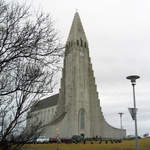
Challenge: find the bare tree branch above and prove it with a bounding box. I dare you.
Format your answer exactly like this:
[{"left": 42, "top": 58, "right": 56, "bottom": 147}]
[{"left": 0, "top": 0, "right": 64, "bottom": 149}]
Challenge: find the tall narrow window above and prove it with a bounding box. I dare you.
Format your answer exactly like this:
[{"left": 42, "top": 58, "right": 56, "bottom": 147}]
[
  {"left": 66, "top": 44, "right": 68, "bottom": 49},
  {"left": 84, "top": 42, "right": 86, "bottom": 48},
  {"left": 79, "top": 109, "right": 85, "bottom": 129},
  {"left": 80, "top": 38, "right": 83, "bottom": 47},
  {"left": 77, "top": 40, "right": 79, "bottom": 46}
]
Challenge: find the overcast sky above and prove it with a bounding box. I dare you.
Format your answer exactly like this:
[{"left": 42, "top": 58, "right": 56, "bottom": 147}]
[{"left": 15, "top": 0, "right": 150, "bottom": 136}]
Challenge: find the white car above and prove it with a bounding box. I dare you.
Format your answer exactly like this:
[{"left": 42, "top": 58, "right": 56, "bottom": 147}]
[{"left": 36, "top": 136, "right": 49, "bottom": 143}]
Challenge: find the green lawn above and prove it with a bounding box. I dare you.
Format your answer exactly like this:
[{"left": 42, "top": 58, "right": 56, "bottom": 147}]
[{"left": 24, "top": 138, "right": 150, "bottom": 150}]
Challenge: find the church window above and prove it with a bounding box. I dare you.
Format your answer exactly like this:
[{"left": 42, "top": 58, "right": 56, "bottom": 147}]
[
  {"left": 48, "top": 110, "right": 50, "bottom": 120},
  {"left": 80, "top": 38, "right": 83, "bottom": 47},
  {"left": 47, "top": 111, "right": 48, "bottom": 123},
  {"left": 68, "top": 42, "right": 70, "bottom": 47},
  {"left": 77, "top": 40, "right": 79, "bottom": 46},
  {"left": 66, "top": 44, "right": 68, "bottom": 49},
  {"left": 42, "top": 111, "right": 44, "bottom": 122},
  {"left": 44, "top": 111, "right": 46, "bottom": 124},
  {"left": 84, "top": 42, "right": 86, "bottom": 48},
  {"left": 45, "top": 111, "right": 47, "bottom": 123},
  {"left": 79, "top": 109, "right": 85, "bottom": 129}
]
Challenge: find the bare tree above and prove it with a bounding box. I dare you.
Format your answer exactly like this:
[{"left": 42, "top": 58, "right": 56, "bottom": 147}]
[{"left": 0, "top": 0, "right": 63, "bottom": 149}]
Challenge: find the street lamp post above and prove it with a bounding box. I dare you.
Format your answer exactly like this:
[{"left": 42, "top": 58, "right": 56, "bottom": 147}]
[
  {"left": 118, "top": 112, "right": 124, "bottom": 150},
  {"left": 126, "top": 75, "right": 140, "bottom": 150}
]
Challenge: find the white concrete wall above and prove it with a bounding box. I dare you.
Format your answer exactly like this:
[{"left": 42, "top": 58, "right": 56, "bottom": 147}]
[
  {"left": 102, "top": 119, "right": 126, "bottom": 139},
  {"left": 27, "top": 105, "right": 57, "bottom": 127}
]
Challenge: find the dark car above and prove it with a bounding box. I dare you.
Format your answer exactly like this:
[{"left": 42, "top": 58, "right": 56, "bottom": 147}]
[
  {"left": 49, "top": 137, "right": 57, "bottom": 143},
  {"left": 61, "top": 138, "right": 72, "bottom": 143},
  {"left": 72, "top": 135, "right": 84, "bottom": 143}
]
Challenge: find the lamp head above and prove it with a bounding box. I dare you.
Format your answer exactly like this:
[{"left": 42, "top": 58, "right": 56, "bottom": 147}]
[
  {"left": 126, "top": 75, "right": 140, "bottom": 85},
  {"left": 118, "top": 112, "right": 124, "bottom": 116}
]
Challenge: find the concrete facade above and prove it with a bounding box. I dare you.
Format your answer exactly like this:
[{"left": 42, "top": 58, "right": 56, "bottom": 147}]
[{"left": 27, "top": 12, "right": 126, "bottom": 138}]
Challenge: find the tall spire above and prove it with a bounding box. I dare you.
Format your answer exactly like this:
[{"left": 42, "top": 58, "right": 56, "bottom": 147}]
[
  {"left": 67, "top": 12, "right": 88, "bottom": 45},
  {"left": 35, "top": 12, "right": 126, "bottom": 139}
]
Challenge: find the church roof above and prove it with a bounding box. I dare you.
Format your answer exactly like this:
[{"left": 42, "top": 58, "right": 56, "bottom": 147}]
[
  {"left": 30, "top": 94, "right": 59, "bottom": 112},
  {"left": 67, "top": 12, "right": 88, "bottom": 44}
]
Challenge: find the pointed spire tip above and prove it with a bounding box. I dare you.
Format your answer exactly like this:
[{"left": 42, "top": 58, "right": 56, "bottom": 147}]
[{"left": 66, "top": 11, "right": 88, "bottom": 44}]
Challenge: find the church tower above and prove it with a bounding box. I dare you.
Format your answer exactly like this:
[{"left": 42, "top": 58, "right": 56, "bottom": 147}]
[{"left": 43, "top": 12, "right": 126, "bottom": 138}]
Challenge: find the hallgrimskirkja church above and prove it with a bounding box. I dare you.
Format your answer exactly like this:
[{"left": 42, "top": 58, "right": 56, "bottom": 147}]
[{"left": 27, "top": 12, "right": 126, "bottom": 138}]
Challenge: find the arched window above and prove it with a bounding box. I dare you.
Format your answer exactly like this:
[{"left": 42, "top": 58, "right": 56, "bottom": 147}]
[{"left": 79, "top": 109, "right": 85, "bottom": 129}]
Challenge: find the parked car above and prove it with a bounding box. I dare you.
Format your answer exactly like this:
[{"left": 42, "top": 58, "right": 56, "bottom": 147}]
[
  {"left": 49, "top": 137, "right": 57, "bottom": 143},
  {"left": 61, "top": 138, "right": 72, "bottom": 143},
  {"left": 72, "top": 135, "right": 84, "bottom": 143},
  {"left": 36, "top": 136, "right": 49, "bottom": 143},
  {"left": 27, "top": 137, "right": 37, "bottom": 144}
]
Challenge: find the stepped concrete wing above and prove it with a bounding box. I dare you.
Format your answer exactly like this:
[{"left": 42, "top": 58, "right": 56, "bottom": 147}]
[{"left": 31, "top": 94, "right": 59, "bottom": 112}]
